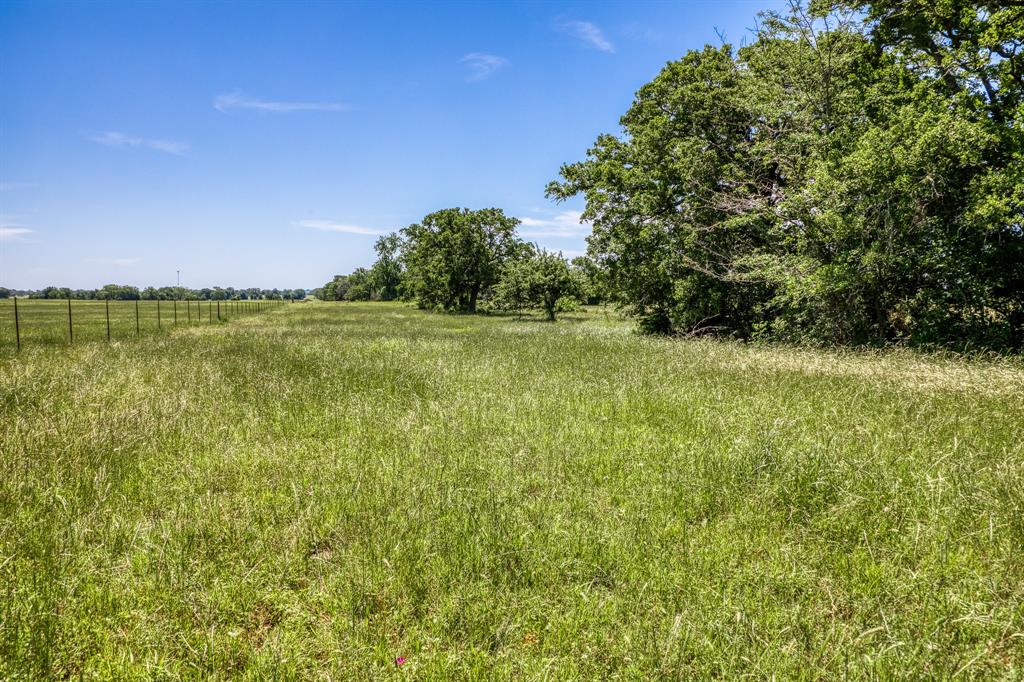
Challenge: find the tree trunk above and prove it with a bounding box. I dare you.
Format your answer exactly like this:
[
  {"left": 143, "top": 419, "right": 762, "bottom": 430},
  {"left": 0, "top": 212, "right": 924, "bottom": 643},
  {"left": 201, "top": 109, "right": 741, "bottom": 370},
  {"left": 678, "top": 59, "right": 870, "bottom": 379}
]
[{"left": 468, "top": 283, "right": 480, "bottom": 312}]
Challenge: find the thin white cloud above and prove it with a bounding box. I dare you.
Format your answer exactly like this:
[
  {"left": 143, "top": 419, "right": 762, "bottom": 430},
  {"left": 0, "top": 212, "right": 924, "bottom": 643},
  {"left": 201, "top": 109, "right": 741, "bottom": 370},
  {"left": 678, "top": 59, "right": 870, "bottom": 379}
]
[
  {"left": 460, "top": 52, "right": 509, "bottom": 82},
  {"left": 557, "top": 20, "right": 615, "bottom": 53},
  {"left": 296, "top": 219, "right": 382, "bottom": 236},
  {"left": 91, "top": 132, "right": 189, "bottom": 155},
  {"left": 519, "top": 210, "right": 591, "bottom": 238},
  {"left": 214, "top": 92, "right": 348, "bottom": 113},
  {"left": 0, "top": 225, "right": 33, "bottom": 241},
  {"left": 85, "top": 257, "right": 141, "bottom": 266}
]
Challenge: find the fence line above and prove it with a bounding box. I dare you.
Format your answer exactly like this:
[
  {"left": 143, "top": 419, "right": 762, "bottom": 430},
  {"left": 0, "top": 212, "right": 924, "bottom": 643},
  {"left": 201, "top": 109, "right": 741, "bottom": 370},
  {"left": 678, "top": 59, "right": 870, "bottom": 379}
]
[{"left": 3, "top": 298, "right": 292, "bottom": 351}]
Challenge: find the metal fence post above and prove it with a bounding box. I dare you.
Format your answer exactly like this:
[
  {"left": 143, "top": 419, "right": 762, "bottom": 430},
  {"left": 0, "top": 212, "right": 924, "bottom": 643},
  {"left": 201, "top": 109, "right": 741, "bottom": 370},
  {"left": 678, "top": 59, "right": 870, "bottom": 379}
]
[
  {"left": 67, "top": 298, "right": 73, "bottom": 344},
  {"left": 135, "top": 299, "right": 140, "bottom": 335},
  {"left": 174, "top": 299, "right": 177, "bottom": 325},
  {"left": 217, "top": 300, "right": 220, "bottom": 321},
  {"left": 13, "top": 297, "right": 20, "bottom": 351},
  {"left": 105, "top": 299, "right": 111, "bottom": 342},
  {"left": 157, "top": 299, "right": 162, "bottom": 330}
]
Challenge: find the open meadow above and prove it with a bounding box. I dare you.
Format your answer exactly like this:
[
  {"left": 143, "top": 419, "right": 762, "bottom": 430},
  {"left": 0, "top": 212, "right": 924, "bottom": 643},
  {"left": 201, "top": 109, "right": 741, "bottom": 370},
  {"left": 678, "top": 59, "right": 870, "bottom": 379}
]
[
  {"left": 0, "top": 299, "right": 283, "bottom": 350},
  {"left": 2, "top": 302, "right": 1023, "bottom": 679}
]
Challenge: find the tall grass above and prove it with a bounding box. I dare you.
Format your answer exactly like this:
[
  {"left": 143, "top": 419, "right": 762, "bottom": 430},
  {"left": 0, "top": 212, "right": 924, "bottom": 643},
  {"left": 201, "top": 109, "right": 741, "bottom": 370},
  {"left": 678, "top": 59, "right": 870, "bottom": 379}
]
[{"left": 1, "top": 302, "right": 1022, "bottom": 678}]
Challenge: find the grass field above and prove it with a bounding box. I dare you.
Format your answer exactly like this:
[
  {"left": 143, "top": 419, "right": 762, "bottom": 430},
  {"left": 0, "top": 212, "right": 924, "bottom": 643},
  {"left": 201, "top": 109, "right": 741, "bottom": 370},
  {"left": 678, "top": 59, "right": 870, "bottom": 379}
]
[
  {"left": 2, "top": 302, "right": 1023, "bottom": 679},
  {"left": 0, "top": 299, "right": 283, "bottom": 350}
]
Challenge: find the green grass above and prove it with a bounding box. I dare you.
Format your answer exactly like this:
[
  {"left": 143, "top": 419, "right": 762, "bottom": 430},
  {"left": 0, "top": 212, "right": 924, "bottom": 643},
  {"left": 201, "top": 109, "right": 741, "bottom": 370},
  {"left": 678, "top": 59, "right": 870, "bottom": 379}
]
[
  {"left": 0, "top": 299, "right": 282, "bottom": 349},
  {"left": 2, "top": 302, "right": 1022, "bottom": 679}
]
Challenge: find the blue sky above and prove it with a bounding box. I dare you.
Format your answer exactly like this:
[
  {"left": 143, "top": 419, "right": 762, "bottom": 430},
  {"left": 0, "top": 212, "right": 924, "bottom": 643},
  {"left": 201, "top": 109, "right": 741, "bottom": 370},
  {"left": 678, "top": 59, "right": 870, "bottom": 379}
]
[{"left": 1, "top": 0, "right": 778, "bottom": 290}]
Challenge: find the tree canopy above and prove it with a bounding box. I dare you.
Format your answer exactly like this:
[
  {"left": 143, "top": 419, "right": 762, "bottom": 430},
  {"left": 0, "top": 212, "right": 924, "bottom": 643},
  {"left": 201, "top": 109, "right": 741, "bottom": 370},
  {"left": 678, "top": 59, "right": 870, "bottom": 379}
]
[
  {"left": 548, "top": 0, "right": 1024, "bottom": 349},
  {"left": 400, "top": 208, "right": 526, "bottom": 312},
  {"left": 371, "top": 233, "right": 404, "bottom": 301},
  {"left": 493, "top": 247, "right": 584, "bottom": 320}
]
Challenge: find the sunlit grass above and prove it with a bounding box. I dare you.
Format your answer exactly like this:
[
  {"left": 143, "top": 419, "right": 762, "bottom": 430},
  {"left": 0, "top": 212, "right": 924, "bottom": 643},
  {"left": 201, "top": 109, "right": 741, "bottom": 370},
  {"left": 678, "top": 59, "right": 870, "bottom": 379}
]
[
  {"left": 0, "top": 299, "right": 281, "bottom": 350},
  {"left": 1, "top": 302, "right": 1022, "bottom": 679}
]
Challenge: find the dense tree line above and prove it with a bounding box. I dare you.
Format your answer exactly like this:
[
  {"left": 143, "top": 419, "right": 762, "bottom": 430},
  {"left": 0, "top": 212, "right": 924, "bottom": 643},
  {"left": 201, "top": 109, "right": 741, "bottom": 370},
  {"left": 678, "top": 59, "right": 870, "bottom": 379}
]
[
  {"left": 11, "top": 285, "right": 307, "bottom": 300},
  {"left": 546, "top": 0, "right": 1023, "bottom": 349}
]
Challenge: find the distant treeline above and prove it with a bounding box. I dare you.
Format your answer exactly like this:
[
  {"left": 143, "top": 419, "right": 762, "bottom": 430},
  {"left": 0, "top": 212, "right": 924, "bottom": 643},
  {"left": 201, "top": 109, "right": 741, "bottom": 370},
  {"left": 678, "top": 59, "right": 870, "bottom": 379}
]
[
  {"left": 0, "top": 285, "right": 308, "bottom": 301},
  {"left": 323, "top": 0, "right": 1023, "bottom": 350}
]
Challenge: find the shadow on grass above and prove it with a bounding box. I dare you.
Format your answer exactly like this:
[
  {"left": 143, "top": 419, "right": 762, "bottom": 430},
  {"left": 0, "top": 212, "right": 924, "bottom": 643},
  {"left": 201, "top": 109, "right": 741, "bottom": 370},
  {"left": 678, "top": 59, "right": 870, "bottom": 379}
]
[{"left": 487, "top": 311, "right": 589, "bottom": 324}]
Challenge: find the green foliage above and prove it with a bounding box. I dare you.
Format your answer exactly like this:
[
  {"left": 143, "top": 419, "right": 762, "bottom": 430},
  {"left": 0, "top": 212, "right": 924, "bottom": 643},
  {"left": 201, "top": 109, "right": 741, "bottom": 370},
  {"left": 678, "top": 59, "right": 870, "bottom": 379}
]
[
  {"left": 370, "top": 233, "right": 404, "bottom": 301},
  {"left": 491, "top": 254, "right": 536, "bottom": 317},
  {"left": 320, "top": 275, "right": 348, "bottom": 301},
  {"left": 345, "top": 268, "right": 374, "bottom": 301},
  {"left": 549, "top": 0, "right": 1024, "bottom": 349},
  {"left": 25, "top": 284, "right": 297, "bottom": 301},
  {"left": 570, "top": 255, "right": 606, "bottom": 305},
  {"left": 401, "top": 208, "right": 526, "bottom": 312},
  {"left": 320, "top": 266, "right": 383, "bottom": 302},
  {"left": 494, "top": 248, "right": 584, "bottom": 321},
  {"left": 850, "top": 0, "right": 1023, "bottom": 124},
  {"left": 96, "top": 284, "right": 141, "bottom": 300}
]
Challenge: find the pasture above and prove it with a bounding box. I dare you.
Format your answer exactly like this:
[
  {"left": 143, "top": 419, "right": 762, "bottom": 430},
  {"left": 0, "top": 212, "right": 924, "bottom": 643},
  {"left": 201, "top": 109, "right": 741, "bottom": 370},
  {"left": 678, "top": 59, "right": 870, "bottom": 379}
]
[
  {"left": 0, "top": 299, "right": 283, "bottom": 350},
  {"left": 1, "top": 302, "right": 1022, "bottom": 679}
]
